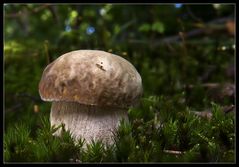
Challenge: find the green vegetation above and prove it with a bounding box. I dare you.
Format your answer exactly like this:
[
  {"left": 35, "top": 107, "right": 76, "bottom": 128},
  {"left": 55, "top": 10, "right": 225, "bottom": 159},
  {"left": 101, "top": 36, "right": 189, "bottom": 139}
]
[
  {"left": 4, "top": 98, "right": 235, "bottom": 162},
  {"left": 4, "top": 4, "right": 235, "bottom": 163}
]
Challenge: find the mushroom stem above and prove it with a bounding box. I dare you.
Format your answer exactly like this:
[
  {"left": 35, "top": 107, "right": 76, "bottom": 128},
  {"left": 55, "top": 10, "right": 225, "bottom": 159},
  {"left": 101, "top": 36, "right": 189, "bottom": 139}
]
[{"left": 50, "top": 101, "right": 128, "bottom": 146}]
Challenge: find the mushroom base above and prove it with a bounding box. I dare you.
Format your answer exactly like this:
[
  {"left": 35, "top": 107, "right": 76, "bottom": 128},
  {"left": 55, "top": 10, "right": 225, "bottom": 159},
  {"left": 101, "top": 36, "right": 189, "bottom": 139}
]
[{"left": 50, "top": 101, "right": 128, "bottom": 146}]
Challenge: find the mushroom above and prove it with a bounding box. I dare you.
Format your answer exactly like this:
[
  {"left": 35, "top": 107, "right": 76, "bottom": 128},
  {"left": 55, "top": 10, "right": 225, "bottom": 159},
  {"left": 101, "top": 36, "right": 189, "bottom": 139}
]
[{"left": 38, "top": 50, "right": 143, "bottom": 146}]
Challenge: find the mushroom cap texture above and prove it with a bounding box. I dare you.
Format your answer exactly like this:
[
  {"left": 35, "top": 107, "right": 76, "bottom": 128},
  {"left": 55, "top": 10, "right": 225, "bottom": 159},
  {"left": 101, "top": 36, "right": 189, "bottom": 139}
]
[{"left": 39, "top": 50, "right": 143, "bottom": 108}]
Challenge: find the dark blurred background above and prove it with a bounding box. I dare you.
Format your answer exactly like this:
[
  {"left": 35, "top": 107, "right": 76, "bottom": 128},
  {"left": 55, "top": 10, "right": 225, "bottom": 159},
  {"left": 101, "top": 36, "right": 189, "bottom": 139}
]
[{"left": 4, "top": 3, "right": 235, "bottom": 125}]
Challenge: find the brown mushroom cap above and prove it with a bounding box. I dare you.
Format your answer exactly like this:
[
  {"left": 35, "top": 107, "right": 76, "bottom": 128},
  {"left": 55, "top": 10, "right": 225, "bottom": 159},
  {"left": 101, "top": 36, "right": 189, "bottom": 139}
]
[{"left": 39, "top": 50, "right": 143, "bottom": 108}]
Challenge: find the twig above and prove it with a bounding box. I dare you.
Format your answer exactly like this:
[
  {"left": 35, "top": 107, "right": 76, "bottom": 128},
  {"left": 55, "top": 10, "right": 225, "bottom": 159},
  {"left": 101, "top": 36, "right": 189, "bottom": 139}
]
[
  {"left": 223, "top": 105, "right": 235, "bottom": 114},
  {"left": 27, "top": 4, "right": 50, "bottom": 13},
  {"left": 44, "top": 40, "right": 50, "bottom": 65},
  {"left": 163, "top": 150, "right": 185, "bottom": 155},
  {"left": 191, "top": 111, "right": 212, "bottom": 119},
  {"left": 185, "top": 5, "right": 203, "bottom": 23},
  {"left": 178, "top": 30, "right": 188, "bottom": 80},
  {"left": 185, "top": 83, "right": 220, "bottom": 89},
  {"left": 5, "top": 4, "right": 51, "bottom": 18},
  {"left": 128, "top": 15, "right": 234, "bottom": 46},
  {"left": 185, "top": 83, "right": 235, "bottom": 98},
  {"left": 5, "top": 103, "right": 23, "bottom": 112},
  {"left": 185, "top": 82, "right": 235, "bottom": 91},
  {"left": 48, "top": 5, "right": 60, "bottom": 25},
  {"left": 198, "top": 65, "right": 217, "bottom": 82},
  {"left": 190, "top": 105, "right": 235, "bottom": 119},
  {"left": 226, "top": 62, "right": 235, "bottom": 79},
  {"left": 16, "top": 93, "right": 42, "bottom": 103},
  {"left": 5, "top": 12, "right": 21, "bottom": 18},
  {"left": 111, "top": 19, "right": 137, "bottom": 44}
]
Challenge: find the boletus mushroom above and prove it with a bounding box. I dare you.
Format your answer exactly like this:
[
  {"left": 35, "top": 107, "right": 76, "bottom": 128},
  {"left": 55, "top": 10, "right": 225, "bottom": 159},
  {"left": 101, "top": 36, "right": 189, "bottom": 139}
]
[{"left": 39, "top": 50, "right": 143, "bottom": 146}]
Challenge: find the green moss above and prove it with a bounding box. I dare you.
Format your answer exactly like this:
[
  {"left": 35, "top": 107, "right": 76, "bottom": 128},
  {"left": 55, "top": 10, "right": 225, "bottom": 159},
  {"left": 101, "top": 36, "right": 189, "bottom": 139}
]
[{"left": 4, "top": 4, "right": 235, "bottom": 163}]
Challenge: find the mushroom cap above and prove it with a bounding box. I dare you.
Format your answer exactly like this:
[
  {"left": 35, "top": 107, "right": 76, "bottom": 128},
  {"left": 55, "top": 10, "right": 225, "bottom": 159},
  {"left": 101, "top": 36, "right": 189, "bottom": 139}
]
[{"left": 39, "top": 50, "right": 143, "bottom": 108}]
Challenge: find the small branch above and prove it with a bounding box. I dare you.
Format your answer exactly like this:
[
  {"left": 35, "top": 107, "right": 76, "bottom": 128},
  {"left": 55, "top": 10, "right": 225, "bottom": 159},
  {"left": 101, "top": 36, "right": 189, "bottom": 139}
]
[
  {"left": 48, "top": 5, "right": 60, "bottom": 25},
  {"left": 185, "top": 6, "right": 202, "bottom": 22},
  {"left": 31, "top": 4, "right": 51, "bottom": 13},
  {"left": 5, "top": 103, "right": 23, "bottom": 112},
  {"left": 191, "top": 111, "right": 212, "bottom": 119},
  {"left": 185, "top": 82, "right": 235, "bottom": 92},
  {"left": 6, "top": 93, "right": 43, "bottom": 113},
  {"left": 128, "top": 15, "right": 234, "bottom": 46},
  {"left": 112, "top": 19, "right": 137, "bottom": 44},
  {"left": 163, "top": 150, "right": 185, "bottom": 155},
  {"left": 185, "top": 83, "right": 220, "bottom": 89},
  {"left": 44, "top": 40, "right": 50, "bottom": 64},
  {"left": 5, "top": 12, "right": 21, "bottom": 18},
  {"left": 16, "top": 93, "right": 42, "bottom": 103},
  {"left": 185, "top": 83, "right": 235, "bottom": 99},
  {"left": 190, "top": 105, "right": 235, "bottom": 119},
  {"left": 223, "top": 104, "right": 235, "bottom": 114},
  {"left": 198, "top": 65, "right": 217, "bottom": 82}
]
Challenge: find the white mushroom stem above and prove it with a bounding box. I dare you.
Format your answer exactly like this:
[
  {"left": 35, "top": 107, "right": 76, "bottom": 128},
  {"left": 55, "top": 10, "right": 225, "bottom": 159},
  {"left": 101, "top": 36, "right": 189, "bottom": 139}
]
[{"left": 50, "top": 101, "right": 128, "bottom": 146}]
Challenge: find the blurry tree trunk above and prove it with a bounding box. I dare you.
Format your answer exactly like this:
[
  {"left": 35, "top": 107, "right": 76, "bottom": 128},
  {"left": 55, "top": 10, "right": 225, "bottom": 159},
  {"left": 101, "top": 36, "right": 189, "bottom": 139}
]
[
  {"left": 20, "top": 7, "right": 30, "bottom": 36},
  {"left": 48, "top": 5, "right": 60, "bottom": 25}
]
